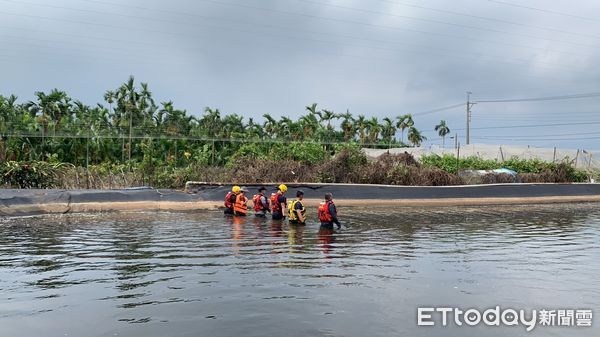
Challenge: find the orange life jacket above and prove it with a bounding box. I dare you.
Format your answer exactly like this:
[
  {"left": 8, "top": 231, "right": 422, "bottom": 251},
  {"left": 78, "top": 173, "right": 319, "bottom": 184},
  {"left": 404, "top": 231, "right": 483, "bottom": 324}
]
[
  {"left": 224, "top": 192, "right": 236, "bottom": 208},
  {"left": 270, "top": 192, "right": 286, "bottom": 213},
  {"left": 253, "top": 194, "right": 268, "bottom": 212},
  {"left": 318, "top": 201, "right": 334, "bottom": 222},
  {"left": 234, "top": 194, "right": 248, "bottom": 215}
]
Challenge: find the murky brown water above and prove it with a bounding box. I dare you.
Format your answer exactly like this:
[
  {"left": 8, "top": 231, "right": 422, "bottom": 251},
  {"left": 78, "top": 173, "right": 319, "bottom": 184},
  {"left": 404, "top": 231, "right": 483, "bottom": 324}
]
[{"left": 1, "top": 204, "right": 599, "bottom": 337}]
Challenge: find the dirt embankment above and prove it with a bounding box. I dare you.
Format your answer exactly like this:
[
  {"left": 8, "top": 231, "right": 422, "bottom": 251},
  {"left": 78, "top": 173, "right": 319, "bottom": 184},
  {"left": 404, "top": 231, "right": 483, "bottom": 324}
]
[{"left": 2, "top": 183, "right": 600, "bottom": 216}]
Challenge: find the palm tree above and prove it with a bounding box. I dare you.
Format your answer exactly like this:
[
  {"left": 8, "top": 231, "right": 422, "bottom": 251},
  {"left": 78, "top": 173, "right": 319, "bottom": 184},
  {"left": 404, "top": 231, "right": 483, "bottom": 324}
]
[
  {"left": 340, "top": 110, "right": 355, "bottom": 141},
  {"left": 262, "top": 113, "right": 278, "bottom": 138},
  {"left": 305, "top": 103, "right": 322, "bottom": 120},
  {"left": 366, "top": 117, "right": 381, "bottom": 145},
  {"left": 434, "top": 120, "right": 450, "bottom": 148},
  {"left": 298, "top": 113, "right": 319, "bottom": 139},
  {"left": 381, "top": 117, "right": 396, "bottom": 148},
  {"left": 396, "top": 114, "right": 414, "bottom": 144},
  {"left": 321, "top": 109, "right": 338, "bottom": 130},
  {"left": 355, "top": 114, "right": 368, "bottom": 144},
  {"left": 407, "top": 127, "right": 426, "bottom": 147}
]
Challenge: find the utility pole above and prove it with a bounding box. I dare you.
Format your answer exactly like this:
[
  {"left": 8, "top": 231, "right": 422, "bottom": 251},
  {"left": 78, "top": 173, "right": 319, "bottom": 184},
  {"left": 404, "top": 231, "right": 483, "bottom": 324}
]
[{"left": 466, "top": 91, "right": 476, "bottom": 145}]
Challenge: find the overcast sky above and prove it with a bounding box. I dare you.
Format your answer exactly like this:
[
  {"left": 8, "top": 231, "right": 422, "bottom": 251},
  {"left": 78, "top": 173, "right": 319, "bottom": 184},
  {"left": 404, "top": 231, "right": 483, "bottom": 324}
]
[{"left": 1, "top": 0, "right": 599, "bottom": 149}]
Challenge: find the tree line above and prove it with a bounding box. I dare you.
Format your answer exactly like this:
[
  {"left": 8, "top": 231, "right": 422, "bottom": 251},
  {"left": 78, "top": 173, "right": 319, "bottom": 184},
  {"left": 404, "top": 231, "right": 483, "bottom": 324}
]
[{"left": 0, "top": 76, "right": 451, "bottom": 167}]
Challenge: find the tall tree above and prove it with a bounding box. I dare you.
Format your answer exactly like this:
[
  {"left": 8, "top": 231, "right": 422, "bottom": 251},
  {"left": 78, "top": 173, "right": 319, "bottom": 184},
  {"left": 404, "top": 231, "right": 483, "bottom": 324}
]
[
  {"left": 396, "top": 114, "right": 414, "bottom": 144},
  {"left": 434, "top": 120, "right": 450, "bottom": 148},
  {"left": 381, "top": 117, "right": 396, "bottom": 148},
  {"left": 407, "top": 127, "right": 426, "bottom": 147}
]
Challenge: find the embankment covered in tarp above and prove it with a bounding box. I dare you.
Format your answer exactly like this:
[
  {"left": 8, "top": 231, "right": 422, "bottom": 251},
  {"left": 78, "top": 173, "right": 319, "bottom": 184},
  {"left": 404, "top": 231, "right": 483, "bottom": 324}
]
[{"left": 2, "top": 183, "right": 600, "bottom": 216}]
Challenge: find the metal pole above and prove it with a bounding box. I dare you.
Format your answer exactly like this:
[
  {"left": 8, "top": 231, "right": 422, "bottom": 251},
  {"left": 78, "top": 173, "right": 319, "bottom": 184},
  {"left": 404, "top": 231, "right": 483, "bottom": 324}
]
[
  {"left": 454, "top": 133, "right": 458, "bottom": 149},
  {"left": 85, "top": 123, "right": 91, "bottom": 189},
  {"left": 466, "top": 92, "right": 477, "bottom": 145},
  {"left": 466, "top": 92, "right": 470, "bottom": 145},
  {"left": 553, "top": 146, "right": 556, "bottom": 163},
  {"left": 456, "top": 142, "right": 460, "bottom": 173},
  {"left": 128, "top": 110, "right": 132, "bottom": 166},
  {"left": 575, "top": 149, "right": 580, "bottom": 168}
]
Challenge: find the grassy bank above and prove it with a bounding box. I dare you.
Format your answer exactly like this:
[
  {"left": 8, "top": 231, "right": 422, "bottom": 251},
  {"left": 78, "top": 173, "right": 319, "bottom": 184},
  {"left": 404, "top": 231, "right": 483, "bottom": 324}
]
[{"left": 1, "top": 147, "right": 594, "bottom": 189}]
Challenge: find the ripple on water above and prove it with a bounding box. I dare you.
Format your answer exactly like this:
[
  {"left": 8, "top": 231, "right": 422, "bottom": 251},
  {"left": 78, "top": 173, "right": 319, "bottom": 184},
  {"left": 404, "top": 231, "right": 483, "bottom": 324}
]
[{"left": 0, "top": 204, "right": 599, "bottom": 337}]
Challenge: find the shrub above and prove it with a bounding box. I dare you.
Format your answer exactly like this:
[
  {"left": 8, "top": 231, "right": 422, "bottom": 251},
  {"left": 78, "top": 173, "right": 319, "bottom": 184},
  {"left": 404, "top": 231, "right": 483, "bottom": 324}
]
[
  {"left": 1, "top": 161, "right": 71, "bottom": 188},
  {"left": 269, "top": 142, "right": 328, "bottom": 165}
]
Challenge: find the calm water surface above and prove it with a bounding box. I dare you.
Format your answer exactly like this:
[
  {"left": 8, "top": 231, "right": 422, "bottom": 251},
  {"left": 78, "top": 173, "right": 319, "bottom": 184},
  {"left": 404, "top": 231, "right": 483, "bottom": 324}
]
[{"left": 1, "top": 204, "right": 599, "bottom": 337}]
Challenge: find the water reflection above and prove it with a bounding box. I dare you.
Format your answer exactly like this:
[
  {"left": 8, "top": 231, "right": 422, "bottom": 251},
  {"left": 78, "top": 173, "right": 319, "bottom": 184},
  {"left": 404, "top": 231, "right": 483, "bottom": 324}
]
[
  {"left": 288, "top": 224, "right": 305, "bottom": 248},
  {"left": 318, "top": 226, "right": 336, "bottom": 258},
  {"left": 0, "top": 204, "right": 599, "bottom": 337}
]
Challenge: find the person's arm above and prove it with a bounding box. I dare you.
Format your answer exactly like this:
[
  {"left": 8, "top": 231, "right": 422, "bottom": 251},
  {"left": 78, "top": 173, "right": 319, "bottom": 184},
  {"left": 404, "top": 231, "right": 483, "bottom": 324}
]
[
  {"left": 279, "top": 196, "right": 287, "bottom": 217},
  {"left": 295, "top": 202, "right": 305, "bottom": 222},
  {"left": 261, "top": 196, "right": 270, "bottom": 212},
  {"left": 329, "top": 204, "right": 341, "bottom": 228}
]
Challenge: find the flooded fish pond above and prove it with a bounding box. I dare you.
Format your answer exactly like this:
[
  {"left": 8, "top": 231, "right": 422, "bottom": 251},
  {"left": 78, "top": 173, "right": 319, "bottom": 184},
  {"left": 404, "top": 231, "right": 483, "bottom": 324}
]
[{"left": 1, "top": 204, "right": 599, "bottom": 337}]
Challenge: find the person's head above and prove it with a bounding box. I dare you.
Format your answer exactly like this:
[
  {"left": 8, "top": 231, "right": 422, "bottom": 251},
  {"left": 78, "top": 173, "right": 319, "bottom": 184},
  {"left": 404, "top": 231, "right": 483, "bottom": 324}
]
[
  {"left": 296, "top": 190, "right": 304, "bottom": 200},
  {"left": 258, "top": 186, "right": 267, "bottom": 195},
  {"left": 278, "top": 184, "right": 288, "bottom": 194},
  {"left": 240, "top": 187, "right": 249, "bottom": 195},
  {"left": 324, "top": 193, "right": 333, "bottom": 201},
  {"left": 232, "top": 185, "right": 241, "bottom": 194}
]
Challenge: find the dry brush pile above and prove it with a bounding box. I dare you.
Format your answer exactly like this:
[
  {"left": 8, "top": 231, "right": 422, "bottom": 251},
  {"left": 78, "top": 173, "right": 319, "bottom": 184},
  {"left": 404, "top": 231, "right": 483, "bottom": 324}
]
[{"left": 1, "top": 150, "right": 591, "bottom": 189}]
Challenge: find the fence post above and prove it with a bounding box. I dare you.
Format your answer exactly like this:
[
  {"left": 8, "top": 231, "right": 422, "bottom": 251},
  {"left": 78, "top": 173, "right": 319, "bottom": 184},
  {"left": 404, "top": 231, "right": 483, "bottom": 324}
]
[
  {"left": 575, "top": 149, "right": 580, "bottom": 168},
  {"left": 553, "top": 147, "right": 556, "bottom": 163},
  {"left": 456, "top": 143, "right": 460, "bottom": 173},
  {"left": 499, "top": 146, "right": 504, "bottom": 162},
  {"left": 588, "top": 153, "right": 593, "bottom": 169}
]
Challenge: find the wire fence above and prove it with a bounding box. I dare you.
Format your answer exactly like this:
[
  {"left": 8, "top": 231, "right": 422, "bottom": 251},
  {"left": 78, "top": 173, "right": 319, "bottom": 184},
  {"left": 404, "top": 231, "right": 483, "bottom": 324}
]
[{"left": 364, "top": 143, "right": 600, "bottom": 170}]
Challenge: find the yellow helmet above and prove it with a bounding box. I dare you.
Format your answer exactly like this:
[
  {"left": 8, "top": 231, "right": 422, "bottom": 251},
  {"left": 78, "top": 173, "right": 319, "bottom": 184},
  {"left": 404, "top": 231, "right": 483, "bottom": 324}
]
[
  {"left": 278, "top": 184, "right": 288, "bottom": 192},
  {"left": 232, "top": 185, "right": 241, "bottom": 193}
]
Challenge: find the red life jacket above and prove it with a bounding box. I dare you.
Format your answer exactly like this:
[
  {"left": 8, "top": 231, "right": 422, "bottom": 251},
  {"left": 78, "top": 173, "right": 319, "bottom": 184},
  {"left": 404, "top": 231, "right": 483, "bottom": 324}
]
[
  {"left": 318, "top": 201, "right": 334, "bottom": 222},
  {"left": 224, "top": 192, "right": 236, "bottom": 208},
  {"left": 253, "top": 194, "right": 267, "bottom": 212},
  {"left": 270, "top": 192, "right": 285, "bottom": 213}
]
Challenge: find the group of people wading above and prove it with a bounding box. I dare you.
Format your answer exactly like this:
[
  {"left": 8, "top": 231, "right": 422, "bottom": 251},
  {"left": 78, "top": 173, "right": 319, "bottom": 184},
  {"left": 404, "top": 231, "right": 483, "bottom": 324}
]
[{"left": 223, "top": 184, "right": 343, "bottom": 229}]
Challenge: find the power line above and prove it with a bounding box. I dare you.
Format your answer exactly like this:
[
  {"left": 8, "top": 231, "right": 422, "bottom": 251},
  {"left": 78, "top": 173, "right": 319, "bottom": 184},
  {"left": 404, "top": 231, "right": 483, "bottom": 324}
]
[
  {"left": 413, "top": 103, "right": 465, "bottom": 116},
  {"left": 376, "top": 0, "right": 600, "bottom": 39},
  {"left": 1, "top": 0, "right": 591, "bottom": 77},
  {"left": 485, "top": 0, "right": 600, "bottom": 23},
  {"left": 191, "top": 0, "right": 600, "bottom": 54},
  {"left": 72, "top": 0, "right": 593, "bottom": 59},
  {"left": 0, "top": 132, "right": 395, "bottom": 147},
  {"left": 297, "top": 0, "right": 600, "bottom": 48},
  {"left": 474, "top": 135, "right": 600, "bottom": 141},
  {"left": 475, "top": 131, "right": 600, "bottom": 138},
  {"left": 477, "top": 92, "right": 600, "bottom": 103},
  {"left": 456, "top": 121, "right": 600, "bottom": 131},
  {"left": 0, "top": 10, "right": 586, "bottom": 79}
]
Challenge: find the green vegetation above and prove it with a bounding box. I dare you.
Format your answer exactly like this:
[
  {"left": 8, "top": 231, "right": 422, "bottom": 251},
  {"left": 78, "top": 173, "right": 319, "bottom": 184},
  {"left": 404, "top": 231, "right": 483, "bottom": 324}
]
[
  {"left": 420, "top": 154, "right": 589, "bottom": 182},
  {"left": 0, "top": 76, "right": 592, "bottom": 188},
  {"left": 0, "top": 76, "right": 429, "bottom": 169}
]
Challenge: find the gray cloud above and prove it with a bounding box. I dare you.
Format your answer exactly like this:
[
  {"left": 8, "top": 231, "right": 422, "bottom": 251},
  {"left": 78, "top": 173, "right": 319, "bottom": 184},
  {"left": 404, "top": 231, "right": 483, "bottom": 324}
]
[{"left": 1, "top": 0, "right": 599, "bottom": 148}]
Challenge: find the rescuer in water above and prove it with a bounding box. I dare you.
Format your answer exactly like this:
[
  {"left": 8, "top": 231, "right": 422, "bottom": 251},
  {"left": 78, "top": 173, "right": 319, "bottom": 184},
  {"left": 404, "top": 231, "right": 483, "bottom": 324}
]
[
  {"left": 233, "top": 187, "right": 249, "bottom": 216},
  {"left": 252, "top": 186, "right": 270, "bottom": 218},
  {"left": 288, "top": 190, "right": 306, "bottom": 225},
  {"left": 270, "top": 184, "right": 288, "bottom": 220},
  {"left": 224, "top": 185, "right": 240, "bottom": 215},
  {"left": 318, "top": 193, "right": 342, "bottom": 230}
]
